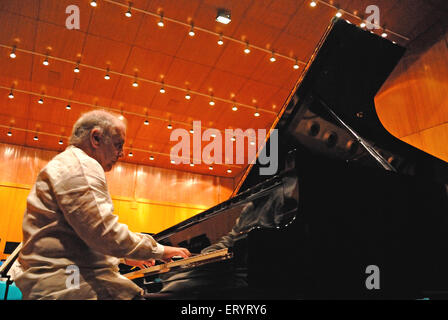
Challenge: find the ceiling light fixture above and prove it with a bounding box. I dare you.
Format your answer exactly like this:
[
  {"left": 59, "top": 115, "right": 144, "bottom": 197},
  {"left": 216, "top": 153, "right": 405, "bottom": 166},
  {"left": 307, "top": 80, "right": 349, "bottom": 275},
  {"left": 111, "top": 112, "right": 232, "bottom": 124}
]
[
  {"left": 90, "top": 0, "right": 97, "bottom": 7},
  {"left": 157, "top": 13, "right": 164, "bottom": 27},
  {"left": 335, "top": 10, "right": 343, "bottom": 18},
  {"left": 104, "top": 67, "right": 111, "bottom": 80},
  {"left": 10, "top": 46, "right": 17, "bottom": 59},
  {"left": 227, "top": 169, "right": 232, "bottom": 173},
  {"left": 217, "top": 33, "right": 224, "bottom": 46},
  {"left": 209, "top": 95, "right": 215, "bottom": 106},
  {"left": 8, "top": 89, "right": 14, "bottom": 99},
  {"left": 128, "top": 151, "right": 133, "bottom": 157},
  {"left": 58, "top": 139, "right": 63, "bottom": 145},
  {"left": 232, "top": 105, "right": 238, "bottom": 111},
  {"left": 310, "top": 1, "right": 317, "bottom": 7},
  {"left": 144, "top": 119, "right": 149, "bottom": 125},
  {"left": 159, "top": 82, "right": 166, "bottom": 93},
  {"left": 38, "top": 97, "right": 44, "bottom": 104},
  {"left": 33, "top": 135, "right": 39, "bottom": 141},
  {"left": 43, "top": 55, "right": 50, "bottom": 66},
  {"left": 381, "top": 30, "right": 388, "bottom": 38},
  {"left": 74, "top": 62, "right": 80, "bottom": 73},
  {"left": 360, "top": 21, "right": 366, "bottom": 28},
  {"left": 7, "top": 130, "right": 12, "bottom": 137},
  {"left": 293, "top": 59, "right": 300, "bottom": 69},
  {"left": 254, "top": 107, "right": 260, "bottom": 117},
  {"left": 66, "top": 104, "right": 71, "bottom": 110},
  {"left": 125, "top": 2, "right": 132, "bottom": 17},
  {"left": 270, "top": 51, "right": 276, "bottom": 62},
  {"left": 188, "top": 23, "right": 195, "bottom": 37},
  {"left": 244, "top": 42, "right": 251, "bottom": 54},
  {"left": 216, "top": 9, "right": 231, "bottom": 24},
  {"left": 149, "top": 155, "right": 154, "bottom": 161},
  {"left": 132, "top": 78, "right": 139, "bottom": 87},
  {"left": 185, "top": 90, "right": 191, "bottom": 100}
]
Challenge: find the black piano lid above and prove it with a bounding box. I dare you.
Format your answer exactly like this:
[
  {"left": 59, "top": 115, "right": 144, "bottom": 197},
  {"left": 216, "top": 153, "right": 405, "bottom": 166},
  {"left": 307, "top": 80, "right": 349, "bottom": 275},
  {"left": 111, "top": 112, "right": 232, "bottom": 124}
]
[{"left": 241, "top": 18, "right": 448, "bottom": 189}]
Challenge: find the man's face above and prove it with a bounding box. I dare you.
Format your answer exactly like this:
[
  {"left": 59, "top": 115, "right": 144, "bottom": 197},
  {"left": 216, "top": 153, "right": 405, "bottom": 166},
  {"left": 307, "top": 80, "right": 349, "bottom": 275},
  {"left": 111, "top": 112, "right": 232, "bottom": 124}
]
[{"left": 95, "top": 124, "right": 125, "bottom": 172}]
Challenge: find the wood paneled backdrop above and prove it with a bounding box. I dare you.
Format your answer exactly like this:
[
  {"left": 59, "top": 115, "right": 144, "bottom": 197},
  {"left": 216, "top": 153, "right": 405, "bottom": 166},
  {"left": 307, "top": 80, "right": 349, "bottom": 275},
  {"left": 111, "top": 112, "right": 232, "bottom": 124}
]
[
  {"left": 0, "top": 142, "right": 234, "bottom": 260},
  {"left": 376, "top": 17, "right": 448, "bottom": 162}
]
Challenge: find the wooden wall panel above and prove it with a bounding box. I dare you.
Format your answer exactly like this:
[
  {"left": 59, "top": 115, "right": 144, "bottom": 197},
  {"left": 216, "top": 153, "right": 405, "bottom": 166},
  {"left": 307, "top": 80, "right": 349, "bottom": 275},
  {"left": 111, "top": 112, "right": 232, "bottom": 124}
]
[
  {"left": 375, "top": 21, "right": 448, "bottom": 162},
  {"left": 0, "top": 184, "right": 29, "bottom": 260}
]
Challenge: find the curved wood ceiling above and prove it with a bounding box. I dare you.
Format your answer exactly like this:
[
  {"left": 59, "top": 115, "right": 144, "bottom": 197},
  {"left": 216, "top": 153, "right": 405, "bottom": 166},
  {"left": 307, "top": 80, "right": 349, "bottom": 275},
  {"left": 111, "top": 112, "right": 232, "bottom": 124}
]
[{"left": 0, "top": 0, "right": 445, "bottom": 177}]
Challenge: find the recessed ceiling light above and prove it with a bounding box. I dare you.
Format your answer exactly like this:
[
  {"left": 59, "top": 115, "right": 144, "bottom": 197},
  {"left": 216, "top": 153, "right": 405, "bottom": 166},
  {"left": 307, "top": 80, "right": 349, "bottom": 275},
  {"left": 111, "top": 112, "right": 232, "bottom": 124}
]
[{"left": 216, "top": 9, "right": 231, "bottom": 24}]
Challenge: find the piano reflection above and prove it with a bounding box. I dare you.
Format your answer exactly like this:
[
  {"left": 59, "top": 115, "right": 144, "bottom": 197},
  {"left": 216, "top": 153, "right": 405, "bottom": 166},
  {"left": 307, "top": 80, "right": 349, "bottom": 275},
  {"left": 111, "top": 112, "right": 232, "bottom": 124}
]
[{"left": 122, "top": 19, "right": 448, "bottom": 299}]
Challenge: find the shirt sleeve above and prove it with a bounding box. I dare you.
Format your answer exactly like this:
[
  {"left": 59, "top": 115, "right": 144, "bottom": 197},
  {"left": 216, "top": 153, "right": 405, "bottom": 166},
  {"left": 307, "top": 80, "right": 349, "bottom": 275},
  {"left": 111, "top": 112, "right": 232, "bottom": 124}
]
[{"left": 50, "top": 152, "right": 165, "bottom": 261}]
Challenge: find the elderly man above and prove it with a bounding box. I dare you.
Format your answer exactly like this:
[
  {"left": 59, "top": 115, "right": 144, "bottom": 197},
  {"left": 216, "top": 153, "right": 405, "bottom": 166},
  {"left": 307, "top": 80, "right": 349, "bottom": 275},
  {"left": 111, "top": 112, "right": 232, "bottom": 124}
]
[{"left": 14, "top": 110, "right": 190, "bottom": 300}]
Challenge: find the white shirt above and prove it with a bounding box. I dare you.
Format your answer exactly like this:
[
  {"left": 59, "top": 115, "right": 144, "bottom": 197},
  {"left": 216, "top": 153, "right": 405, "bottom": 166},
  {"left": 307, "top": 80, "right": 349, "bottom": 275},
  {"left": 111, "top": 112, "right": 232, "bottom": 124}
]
[{"left": 15, "top": 146, "right": 164, "bottom": 299}]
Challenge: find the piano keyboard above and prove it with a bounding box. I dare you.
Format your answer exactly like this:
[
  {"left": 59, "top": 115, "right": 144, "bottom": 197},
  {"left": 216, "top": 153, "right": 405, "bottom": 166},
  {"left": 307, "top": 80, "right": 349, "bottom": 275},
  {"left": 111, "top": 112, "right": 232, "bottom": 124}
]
[{"left": 123, "top": 248, "right": 232, "bottom": 280}]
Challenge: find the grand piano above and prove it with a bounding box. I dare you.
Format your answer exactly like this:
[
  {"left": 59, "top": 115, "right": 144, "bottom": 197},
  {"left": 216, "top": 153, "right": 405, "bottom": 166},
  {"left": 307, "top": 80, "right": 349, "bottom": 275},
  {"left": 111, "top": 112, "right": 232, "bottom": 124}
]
[{"left": 123, "top": 19, "right": 448, "bottom": 299}]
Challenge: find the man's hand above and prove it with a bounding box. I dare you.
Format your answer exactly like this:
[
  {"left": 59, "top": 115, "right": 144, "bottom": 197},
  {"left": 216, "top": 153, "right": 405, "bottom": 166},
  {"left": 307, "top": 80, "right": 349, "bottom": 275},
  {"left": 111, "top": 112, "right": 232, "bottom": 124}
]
[
  {"left": 123, "top": 258, "right": 156, "bottom": 269},
  {"left": 161, "top": 246, "right": 191, "bottom": 263}
]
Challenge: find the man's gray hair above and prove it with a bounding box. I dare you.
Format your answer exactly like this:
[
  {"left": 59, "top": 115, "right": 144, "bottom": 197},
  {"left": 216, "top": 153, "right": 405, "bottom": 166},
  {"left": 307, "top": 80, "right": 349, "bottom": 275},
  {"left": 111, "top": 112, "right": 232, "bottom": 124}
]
[{"left": 69, "top": 109, "right": 126, "bottom": 147}]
